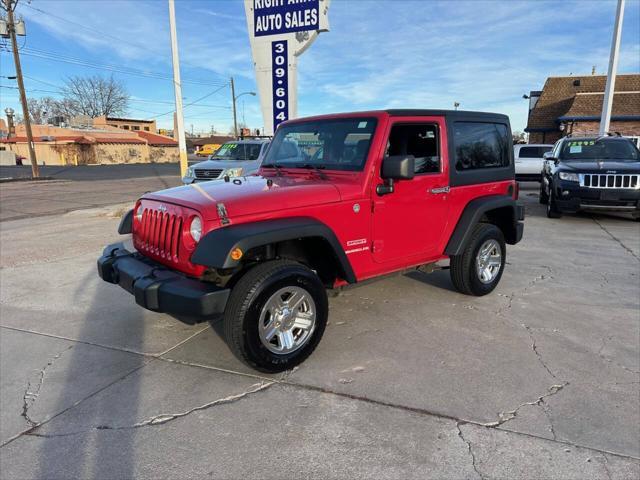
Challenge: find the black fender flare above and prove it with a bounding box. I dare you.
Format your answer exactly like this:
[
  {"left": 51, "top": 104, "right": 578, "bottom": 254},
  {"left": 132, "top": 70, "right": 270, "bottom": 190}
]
[
  {"left": 191, "top": 217, "right": 357, "bottom": 283},
  {"left": 118, "top": 209, "right": 134, "bottom": 234},
  {"left": 444, "top": 195, "right": 524, "bottom": 256}
]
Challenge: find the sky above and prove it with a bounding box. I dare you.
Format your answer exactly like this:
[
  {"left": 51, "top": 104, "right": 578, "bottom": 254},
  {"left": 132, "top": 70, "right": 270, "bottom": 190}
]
[{"left": 1, "top": 0, "right": 639, "bottom": 135}]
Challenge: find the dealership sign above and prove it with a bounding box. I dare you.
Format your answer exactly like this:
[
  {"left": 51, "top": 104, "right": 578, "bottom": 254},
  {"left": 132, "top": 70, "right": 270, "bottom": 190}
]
[
  {"left": 254, "top": 0, "right": 319, "bottom": 36},
  {"left": 244, "top": 0, "right": 330, "bottom": 134}
]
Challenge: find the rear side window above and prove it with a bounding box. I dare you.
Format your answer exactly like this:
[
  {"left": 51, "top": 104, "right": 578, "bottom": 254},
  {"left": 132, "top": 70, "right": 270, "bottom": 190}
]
[
  {"left": 454, "top": 122, "right": 510, "bottom": 170},
  {"left": 518, "top": 146, "right": 549, "bottom": 158},
  {"left": 386, "top": 123, "right": 440, "bottom": 174}
]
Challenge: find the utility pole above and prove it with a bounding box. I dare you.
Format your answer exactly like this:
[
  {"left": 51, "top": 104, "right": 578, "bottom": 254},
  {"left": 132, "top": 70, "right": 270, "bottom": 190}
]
[
  {"left": 4, "top": 0, "right": 38, "bottom": 177},
  {"left": 168, "top": 0, "right": 188, "bottom": 177},
  {"left": 600, "top": 0, "right": 625, "bottom": 136},
  {"left": 230, "top": 76, "right": 238, "bottom": 139}
]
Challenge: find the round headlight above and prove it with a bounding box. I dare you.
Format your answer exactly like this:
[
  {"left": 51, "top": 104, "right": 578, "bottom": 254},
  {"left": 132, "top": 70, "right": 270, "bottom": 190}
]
[{"left": 190, "top": 216, "right": 202, "bottom": 242}]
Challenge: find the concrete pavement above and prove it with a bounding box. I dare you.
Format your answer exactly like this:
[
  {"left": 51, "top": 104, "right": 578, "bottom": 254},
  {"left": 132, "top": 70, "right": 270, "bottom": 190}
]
[{"left": 0, "top": 185, "right": 639, "bottom": 479}]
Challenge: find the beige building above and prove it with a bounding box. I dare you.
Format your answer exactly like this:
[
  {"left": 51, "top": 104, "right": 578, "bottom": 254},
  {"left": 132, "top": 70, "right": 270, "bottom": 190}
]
[
  {"left": 93, "top": 115, "right": 157, "bottom": 134},
  {"left": 1, "top": 124, "right": 177, "bottom": 166}
]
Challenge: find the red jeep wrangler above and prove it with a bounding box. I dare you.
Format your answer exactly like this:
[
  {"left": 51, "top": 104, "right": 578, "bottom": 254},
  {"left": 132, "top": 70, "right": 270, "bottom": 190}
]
[{"left": 98, "top": 110, "right": 524, "bottom": 372}]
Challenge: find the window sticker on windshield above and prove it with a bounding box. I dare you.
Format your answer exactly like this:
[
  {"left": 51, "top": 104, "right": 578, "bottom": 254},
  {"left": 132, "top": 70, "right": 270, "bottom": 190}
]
[
  {"left": 358, "top": 121, "right": 368, "bottom": 129},
  {"left": 569, "top": 145, "right": 582, "bottom": 153}
]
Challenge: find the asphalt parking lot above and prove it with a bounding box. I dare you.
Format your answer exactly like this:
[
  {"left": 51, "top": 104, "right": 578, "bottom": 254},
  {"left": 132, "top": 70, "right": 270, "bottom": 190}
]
[{"left": 0, "top": 183, "right": 639, "bottom": 479}]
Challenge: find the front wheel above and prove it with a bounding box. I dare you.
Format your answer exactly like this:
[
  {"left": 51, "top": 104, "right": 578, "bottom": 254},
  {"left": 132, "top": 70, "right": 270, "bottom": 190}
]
[
  {"left": 222, "top": 260, "right": 328, "bottom": 372},
  {"left": 450, "top": 223, "right": 506, "bottom": 296},
  {"left": 539, "top": 178, "right": 549, "bottom": 204},
  {"left": 546, "top": 187, "right": 562, "bottom": 218}
]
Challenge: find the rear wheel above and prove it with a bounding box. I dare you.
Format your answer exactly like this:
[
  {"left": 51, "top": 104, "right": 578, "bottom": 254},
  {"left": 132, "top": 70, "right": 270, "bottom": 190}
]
[
  {"left": 222, "top": 260, "right": 328, "bottom": 372},
  {"left": 450, "top": 223, "right": 506, "bottom": 296}
]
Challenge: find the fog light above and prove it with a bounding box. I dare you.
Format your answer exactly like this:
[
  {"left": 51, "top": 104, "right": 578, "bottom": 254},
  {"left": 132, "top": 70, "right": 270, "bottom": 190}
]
[{"left": 562, "top": 190, "right": 570, "bottom": 196}]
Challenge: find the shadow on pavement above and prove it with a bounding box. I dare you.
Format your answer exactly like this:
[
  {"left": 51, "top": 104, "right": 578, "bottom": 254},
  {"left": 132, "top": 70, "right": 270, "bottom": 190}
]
[{"left": 35, "top": 270, "right": 145, "bottom": 479}]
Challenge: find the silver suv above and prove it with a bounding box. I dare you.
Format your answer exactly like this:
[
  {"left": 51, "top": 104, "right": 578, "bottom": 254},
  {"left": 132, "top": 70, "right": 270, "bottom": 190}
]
[{"left": 183, "top": 139, "right": 270, "bottom": 184}]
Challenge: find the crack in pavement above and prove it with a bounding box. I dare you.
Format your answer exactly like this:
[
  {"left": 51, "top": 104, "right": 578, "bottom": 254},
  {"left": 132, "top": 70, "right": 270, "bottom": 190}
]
[
  {"left": 456, "top": 422, "right": 485, "bottom": 480},
  {"left": 592, "top": 217, "right": 639, "bottom": 262},
  {"left": 597, "top": 336, "right": 640, "bottom": 376},
  {"left": 599, "top": 453, "right": 613, "bottom": 480},
  {"left": 479, "top": 383, "right": 569, "bottom": 428},
  {"left": 523, "top": 324, "right": 559, "bottom": 380},
  {"left": 21, "top": 346, "right": 74, "bottom": 427},
  {"left": 26, "top": 381, "right": 275, "bottom": 438},
  {"left": 24, "top": 368, "right": 298, "bottom": 438},
  {"left": 540, "top": 398, "right": 558, "bottom": 441}
]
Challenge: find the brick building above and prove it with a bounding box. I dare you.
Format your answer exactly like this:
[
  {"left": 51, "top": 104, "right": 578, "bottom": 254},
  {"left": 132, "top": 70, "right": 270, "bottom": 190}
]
[{"left": 525, "top": 73, "right": 640, "bottom": 144}]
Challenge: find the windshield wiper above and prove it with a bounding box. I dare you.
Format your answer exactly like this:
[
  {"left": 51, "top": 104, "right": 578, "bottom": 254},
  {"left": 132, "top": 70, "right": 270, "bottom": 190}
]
[
  {"left": 298, "top": 163, "right": 328, "bottom": 179},
  {"left": 261, "top": 163, "right": 284, "bottom": 176}
]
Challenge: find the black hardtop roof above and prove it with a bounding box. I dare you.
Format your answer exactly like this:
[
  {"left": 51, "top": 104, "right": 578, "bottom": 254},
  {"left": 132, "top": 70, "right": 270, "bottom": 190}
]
[{"left": 385, "top": 109, "right": 509, "bottom": 121}]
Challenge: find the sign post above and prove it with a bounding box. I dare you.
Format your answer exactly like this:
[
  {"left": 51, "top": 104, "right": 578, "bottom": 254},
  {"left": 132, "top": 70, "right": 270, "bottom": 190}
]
[{"left": 244, "top": 0, "right": 330, "bottom": 135}]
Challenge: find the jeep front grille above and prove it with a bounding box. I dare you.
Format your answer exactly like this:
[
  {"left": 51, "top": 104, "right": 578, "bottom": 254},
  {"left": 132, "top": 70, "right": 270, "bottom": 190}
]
[
  {"left": 194, "top": 168, "right": 223, "bottom": 179},
  {"left": 579, "top": 174, "right": 640, "bottom": 189},
  {"left": 137, "top": 208, "right": 184, "bottom": 262}
]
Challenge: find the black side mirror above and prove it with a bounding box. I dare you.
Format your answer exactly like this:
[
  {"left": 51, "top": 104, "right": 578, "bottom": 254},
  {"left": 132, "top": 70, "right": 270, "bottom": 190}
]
[
  {"left": 377, "top": 155, "right": 415, "bottom": 196},
  {"left": 381, "top": 155, "right": 415, "bottom": 180},
  {"left": 543, "top": 151, "right": 557, "bottom": 162}
]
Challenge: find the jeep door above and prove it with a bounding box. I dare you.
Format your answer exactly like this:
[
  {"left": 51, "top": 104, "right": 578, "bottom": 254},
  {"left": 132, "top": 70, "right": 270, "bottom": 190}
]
[{"left": 371, "top": 117, "right": 450, "bottom": 264}]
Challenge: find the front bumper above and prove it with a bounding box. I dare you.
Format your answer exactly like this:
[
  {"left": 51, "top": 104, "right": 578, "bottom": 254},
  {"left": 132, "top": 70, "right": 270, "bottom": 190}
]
[
  {"left": 97, "top": 242, "right": 229, "bottom": 321},
  {"left": 554, "top": 181, "right": 640, "bottom": 214}
]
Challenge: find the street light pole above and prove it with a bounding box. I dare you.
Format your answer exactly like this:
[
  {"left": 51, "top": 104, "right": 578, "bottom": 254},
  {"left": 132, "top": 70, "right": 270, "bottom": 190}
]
[
  {"left": 231, "top": 77, "right": 238, "bottom": 138},
  {"left": 168, "top": 0, "right": 188, "bottom": 177},
  {"left": 4, "top": 0, "right": 38, "bottom": 177},
  {"left": 230, "top": 78, "right": 256, "bottom": 138},
  {"left": 600, "top": 0, "right": 625, "bottom": 135}
]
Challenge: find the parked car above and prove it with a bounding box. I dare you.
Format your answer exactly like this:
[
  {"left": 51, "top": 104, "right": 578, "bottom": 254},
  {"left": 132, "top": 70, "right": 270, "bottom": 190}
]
[
  {"left": 540, "top": 135, "right": 640, "bottom": 219},
  {"left": 98, "top": 109, "right": 524, "bottom": 372},
  {"left": 183, "top": 139, "right": 270, "bottom": 184},
  {"left": 514, "top": 143, "right": 553, "bottom": 181},
  {"left": 195, "top": 143, "right": 223, "bottom": 157}
]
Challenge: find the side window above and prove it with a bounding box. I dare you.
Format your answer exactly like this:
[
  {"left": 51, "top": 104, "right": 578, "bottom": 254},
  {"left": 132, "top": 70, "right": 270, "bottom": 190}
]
[
  {"left": 454, "top": 122, "right": 510, "bottom": 170},
  {"left": 386, "top": 123, "right": 440, "bottom": 174},
  {"left": 518, "top": 146, "right": 540, "bottom": 158}
]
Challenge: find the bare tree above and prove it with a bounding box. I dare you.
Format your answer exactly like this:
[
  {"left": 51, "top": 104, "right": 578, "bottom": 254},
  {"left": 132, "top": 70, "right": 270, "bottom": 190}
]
[
  {"left": 26, "top": 97, "right": 64, "bottom": 124},
  {"left": 61, "top": 75, "right": 129, "bottom": 117}
]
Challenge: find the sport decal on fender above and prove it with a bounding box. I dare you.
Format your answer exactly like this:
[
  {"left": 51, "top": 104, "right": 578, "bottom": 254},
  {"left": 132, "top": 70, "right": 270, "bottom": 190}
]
[{"left": 345, "top": 238, "right": 367, "bottom": 254}]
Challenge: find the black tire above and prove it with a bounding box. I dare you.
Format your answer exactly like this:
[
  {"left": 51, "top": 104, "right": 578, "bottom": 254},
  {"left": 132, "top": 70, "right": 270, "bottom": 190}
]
[
  {"left": 539, "top": 179, "right": 549, "bottom": 204},
  {"left": 450, "top": 223, "right": 506, "bottom": 296},
  {"left": 546, "top": 187, "right": 562, "bottom": 218},
  {"left": 222, "top": 259, "right": 328, "bottom": 373}
]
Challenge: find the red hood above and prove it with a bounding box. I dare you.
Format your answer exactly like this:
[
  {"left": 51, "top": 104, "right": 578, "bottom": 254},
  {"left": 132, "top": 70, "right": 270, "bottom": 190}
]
[{"left": 143, "top": 175, "right": 342, "bottom": 220}]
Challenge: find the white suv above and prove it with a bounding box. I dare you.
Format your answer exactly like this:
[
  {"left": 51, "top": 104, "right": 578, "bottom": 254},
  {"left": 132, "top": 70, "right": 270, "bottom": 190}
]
[{"left": 514, "top": 144, "right": 553, "bottom": 181}]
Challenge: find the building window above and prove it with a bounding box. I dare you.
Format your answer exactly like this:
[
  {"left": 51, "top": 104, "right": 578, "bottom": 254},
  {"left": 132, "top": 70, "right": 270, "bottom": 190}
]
[
  {"left": 144, "top": 127, "right": 150, "bottom": 131},
  {"left": 122, "top": 125, "right": 130, "bottom": 130},
  {"left": 454, "top": 122, "right": 510, "bottom": 171},
  {"left": 132, "top": 126, "right": 140, "bottom": 131}
]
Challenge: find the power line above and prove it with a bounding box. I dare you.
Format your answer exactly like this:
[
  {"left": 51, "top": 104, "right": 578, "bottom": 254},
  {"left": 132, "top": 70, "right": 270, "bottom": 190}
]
[
  {"left": 12, "top": 47, "right": 228, "bottom": 86},
  {"left": 144, "top": 83, "right": 231, "bottom": 120},
  {"left": 21, "top": 2, "right": 230, "bottom": 83}
]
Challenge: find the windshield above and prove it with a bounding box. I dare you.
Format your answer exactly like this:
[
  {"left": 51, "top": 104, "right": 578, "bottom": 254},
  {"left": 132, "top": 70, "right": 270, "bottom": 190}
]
[
  {"left": 211, "top": 142, "right": 263, "bottom": 161},
  {"left": 261, "top": 118, "right": 377, "bottom": 171},
  {"left": 559, "top": 139, "right": 640, "bottom": 161}
]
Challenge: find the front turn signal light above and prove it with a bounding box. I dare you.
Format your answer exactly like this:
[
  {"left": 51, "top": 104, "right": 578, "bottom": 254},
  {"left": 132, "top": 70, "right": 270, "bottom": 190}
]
[{"left": 230, "top": 247, "right": 243, "bottom": 261}]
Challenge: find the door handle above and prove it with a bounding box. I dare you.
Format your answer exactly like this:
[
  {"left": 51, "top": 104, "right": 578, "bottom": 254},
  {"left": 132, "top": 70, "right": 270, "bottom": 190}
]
[{"left": 430, "top": 186, "right": 450, "bottom": 194}]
